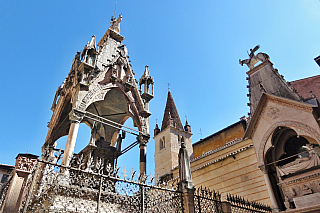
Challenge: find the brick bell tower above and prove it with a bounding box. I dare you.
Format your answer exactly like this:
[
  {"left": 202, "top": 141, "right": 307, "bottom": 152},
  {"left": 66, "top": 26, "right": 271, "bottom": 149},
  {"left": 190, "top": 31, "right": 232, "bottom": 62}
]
[{"left": 154, "top": 89, "right": 193, "bottom": 182}]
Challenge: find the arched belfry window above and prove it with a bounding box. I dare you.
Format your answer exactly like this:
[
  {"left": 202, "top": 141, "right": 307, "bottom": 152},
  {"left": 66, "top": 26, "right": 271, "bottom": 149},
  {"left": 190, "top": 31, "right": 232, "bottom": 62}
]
[{"left": 160, "top": 137, "right": 165, "bottom": 150}]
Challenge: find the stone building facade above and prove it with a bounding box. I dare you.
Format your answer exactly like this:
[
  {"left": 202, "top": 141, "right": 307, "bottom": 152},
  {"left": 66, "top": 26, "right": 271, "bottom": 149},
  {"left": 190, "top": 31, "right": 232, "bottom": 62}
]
[{"left": 154, "top": 46, "right": 320, "bottom": 212}]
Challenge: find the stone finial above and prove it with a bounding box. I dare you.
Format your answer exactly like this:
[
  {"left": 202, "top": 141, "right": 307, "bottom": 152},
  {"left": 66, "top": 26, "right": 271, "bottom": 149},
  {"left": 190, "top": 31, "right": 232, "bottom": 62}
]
[
  {"left": 239, "top": 45, "right": 269, "bottom": 69},
  {"left": 88, "top": 35, "right": 96, "bottom": 49},
  {"left": 81, "top": 36, "right": 96, "bottom": 59},
  {"left": 154, "top": 122, "right": 160, "bottom": 136},
  {"left": 184, "top": 118, "right": 191, "bottom": 133},
  {"left": 139, "top": 66, "right": 154, "bottom": 87},
  {"left": 142, "top": 65, "right": 150, "bottom": 78},
  {"left": 139, "top": 65, "right": 154, "bottom": 100}
]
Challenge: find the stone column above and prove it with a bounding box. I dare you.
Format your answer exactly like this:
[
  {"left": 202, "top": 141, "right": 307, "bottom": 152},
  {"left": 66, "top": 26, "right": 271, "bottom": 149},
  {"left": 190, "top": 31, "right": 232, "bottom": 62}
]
[
  {"left": 259, "top": 165, "right": 280, "bottom": 213},
  {"left": 1, "top": 154, "right": 38, "bottom": 213},
  {"left": 178, "top": 140, "right": 195, "bottom": 213},
  {"left": 138, "top": 134, "right": 149, "bottom": 176},
  {"left": 61, "top": 110, "right": 84, "bottom": 167}
]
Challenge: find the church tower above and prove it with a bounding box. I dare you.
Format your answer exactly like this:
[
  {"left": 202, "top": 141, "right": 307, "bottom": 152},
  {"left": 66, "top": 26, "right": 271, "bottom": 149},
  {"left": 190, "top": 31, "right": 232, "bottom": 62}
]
[{"left": 154, "top": 89, "right": 193, "bottom": 182}]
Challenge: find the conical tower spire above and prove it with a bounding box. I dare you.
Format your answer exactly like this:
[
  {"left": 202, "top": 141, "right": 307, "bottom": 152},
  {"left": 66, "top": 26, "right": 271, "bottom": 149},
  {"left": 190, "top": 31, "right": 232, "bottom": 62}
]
[{"left": 161, "top": 90, "right": 183, "bottom": 131}]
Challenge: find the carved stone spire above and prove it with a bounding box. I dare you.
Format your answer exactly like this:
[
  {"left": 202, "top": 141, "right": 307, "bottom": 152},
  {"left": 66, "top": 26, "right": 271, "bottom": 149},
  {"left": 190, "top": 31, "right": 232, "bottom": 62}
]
[
  {"left": 80, "top": 35, "right": 97, "bottom": 66},
  {"left": 88, "top": 35, "right": 96, "bottom": 50},
  {"left": 161, "top": 90, "right": 183, "bottom": 131},
  {"left": 82, "top": 36, "right": 96, "bottom": 55},
  {"left": 142, "top": 65, "right": 151, "bottom": 78}
]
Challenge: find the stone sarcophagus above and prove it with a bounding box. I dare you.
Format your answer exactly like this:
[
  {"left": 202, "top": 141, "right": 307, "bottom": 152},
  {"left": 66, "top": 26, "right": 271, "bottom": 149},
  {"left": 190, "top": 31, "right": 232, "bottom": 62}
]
[{"left": 277, "top": 145, "right": 320, "bottom": 209}]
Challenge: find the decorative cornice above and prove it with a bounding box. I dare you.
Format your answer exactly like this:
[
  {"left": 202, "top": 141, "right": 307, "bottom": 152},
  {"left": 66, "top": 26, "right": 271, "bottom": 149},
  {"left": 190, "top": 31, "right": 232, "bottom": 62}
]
[
  {"left": 278, "top": 172, "right": 320, "bottom": 187},
  {"left": 191, "top": 139, "right": 244, "bottom": 162},
  {"left": 170, "top": 138, "right": 246, "bottom": 172},
  {"left": 246, "top": 60, "right": 271, "bottom": 76},
  {"left": 191, "top": 145, "right": 253, "bottom": 173}
]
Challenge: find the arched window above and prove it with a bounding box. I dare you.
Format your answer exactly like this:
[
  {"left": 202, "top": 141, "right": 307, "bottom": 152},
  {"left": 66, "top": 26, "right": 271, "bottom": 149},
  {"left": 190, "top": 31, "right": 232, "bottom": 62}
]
[
  {"left": 277, "top": 135, "right": 309, "bottom": 166},
  {"left": 265, "top": 127, "right": 319, "bottom": 211},
  {"left": 160, "top": 137, "right": 165, "bottom": 150}
]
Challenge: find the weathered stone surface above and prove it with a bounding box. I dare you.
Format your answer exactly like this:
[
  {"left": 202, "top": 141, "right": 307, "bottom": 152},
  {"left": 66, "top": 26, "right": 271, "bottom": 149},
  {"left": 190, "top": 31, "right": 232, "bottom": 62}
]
[{"left": 293, "top": 193, "right": 320, "bottom": 209}]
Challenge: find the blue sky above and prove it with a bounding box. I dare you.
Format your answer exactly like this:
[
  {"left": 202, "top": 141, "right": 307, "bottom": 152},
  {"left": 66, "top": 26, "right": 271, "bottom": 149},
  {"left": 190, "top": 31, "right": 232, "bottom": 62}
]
[{"left": 1, "top": 1, "right": 320, "bottom": 175}]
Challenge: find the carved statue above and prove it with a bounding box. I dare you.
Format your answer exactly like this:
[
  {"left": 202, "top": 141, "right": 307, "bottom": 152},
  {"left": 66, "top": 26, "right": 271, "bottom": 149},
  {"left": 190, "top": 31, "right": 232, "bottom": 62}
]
[
  {"left": 89, "top": 122, "right": 98, "bottom": 145},
  {"left": 276, "top": 144, "right": 320, "bottom": 177},
  {"left": 110, "top": 14, "right": 123, "bottom": 34},
  {"left": 239, "top": 45, "right": 269, "bottom": 69},
  {"left": 116, "top": 131, "right": 126, "bottom": 153}
]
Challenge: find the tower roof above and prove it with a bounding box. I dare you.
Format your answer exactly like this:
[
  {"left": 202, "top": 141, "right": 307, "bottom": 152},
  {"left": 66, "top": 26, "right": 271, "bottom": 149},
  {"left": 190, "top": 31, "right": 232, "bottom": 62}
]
[{"left": 161, "top": 90, "right": 183, "bottom": 131}]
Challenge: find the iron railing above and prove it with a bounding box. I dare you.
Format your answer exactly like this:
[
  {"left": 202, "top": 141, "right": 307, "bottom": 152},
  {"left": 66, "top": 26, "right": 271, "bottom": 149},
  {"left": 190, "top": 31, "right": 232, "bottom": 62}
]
[
  {"left": 194, "top": 186, "right": 223, "bottom": 213},
  {"left": 0, "top": 146, "right": 273, "bottom": 213},
  {"left": 18, "top": 148, "right": 184, "bottom": 213},
  {"left": 227, "top": 194, "right": 272, "bottom": 213}
]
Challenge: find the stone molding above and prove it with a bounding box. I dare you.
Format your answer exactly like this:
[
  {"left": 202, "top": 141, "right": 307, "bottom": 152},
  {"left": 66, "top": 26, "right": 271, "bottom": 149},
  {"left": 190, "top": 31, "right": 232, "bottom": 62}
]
[
  {"left": 258, "top": 121, "right": 320, "bottom": 165},
  {"left": 278, "top": 172, "right": 320, "bottom": 187},
  {"left": 279, "top": 171, "right": 320, "bottom": 203},
  {"left": 190, "top": 145, "right": 253, "bottom": 173},
  {"left": 191, "top": 139, "right": 244, "bottom": 162},
  {"left": 245, "top": 93, "right": 314, "bottom": 139}
]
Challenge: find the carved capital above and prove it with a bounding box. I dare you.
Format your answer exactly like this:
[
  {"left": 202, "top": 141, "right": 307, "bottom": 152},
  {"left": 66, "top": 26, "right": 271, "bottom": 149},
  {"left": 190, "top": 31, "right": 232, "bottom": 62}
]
[
  {"left": 15, "top": 155, "right": 38, "bottom": 173},
  {"left": 259, "top": 165, "right": 268, "bottom": 174},
  {"left": 69, "top": 109, "right": 84, "bottom": 122},
  {"left": 137, "top": 134, "right": 150, "bottom": 146}
]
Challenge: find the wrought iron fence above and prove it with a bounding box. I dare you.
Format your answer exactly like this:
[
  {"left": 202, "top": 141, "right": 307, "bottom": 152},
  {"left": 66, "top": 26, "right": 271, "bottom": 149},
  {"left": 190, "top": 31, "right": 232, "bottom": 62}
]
[
  {"left": 194, "top": 186, "right": 223, "bottom": 213},
  {"left": 18, "top": 148, "right": 184, "bottom": 213},
  {"left": 226, "top": 194, "right": 272, "bottom": 213},
  {"left": 0, "top": 146, "right": 273, "bottom": 213}
]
